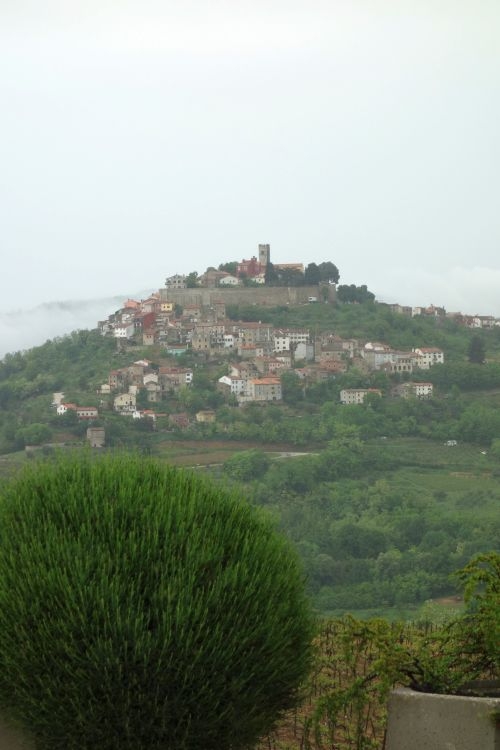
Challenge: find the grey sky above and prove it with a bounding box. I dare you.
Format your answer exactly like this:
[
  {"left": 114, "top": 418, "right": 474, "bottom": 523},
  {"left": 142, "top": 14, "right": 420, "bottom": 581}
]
[{"left": 2, "top": 1, "right": 500, "bottom": 332}]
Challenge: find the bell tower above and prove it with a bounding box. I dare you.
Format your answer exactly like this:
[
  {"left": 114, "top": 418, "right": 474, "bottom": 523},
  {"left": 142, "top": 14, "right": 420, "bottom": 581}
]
[{"left": 258, "top": 243, "right": 270, "bottom": 267}]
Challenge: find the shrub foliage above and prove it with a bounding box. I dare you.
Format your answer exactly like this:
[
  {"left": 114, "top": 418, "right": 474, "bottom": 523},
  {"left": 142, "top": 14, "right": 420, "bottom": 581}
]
[{"left": 0, "top": 454, "right": 313, "bottom": 750}]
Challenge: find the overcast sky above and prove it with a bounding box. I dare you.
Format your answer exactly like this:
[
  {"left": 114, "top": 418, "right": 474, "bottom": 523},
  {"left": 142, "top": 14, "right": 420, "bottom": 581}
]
[{"left": 2, "top": 1, "right": 500, "bottom": 353}]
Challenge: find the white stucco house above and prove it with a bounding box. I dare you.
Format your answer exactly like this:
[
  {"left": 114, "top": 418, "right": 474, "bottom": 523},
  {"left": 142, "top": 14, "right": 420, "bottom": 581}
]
[
  {"left": 113, "top": 322, "right": 135, "bottom": 339},
  {"left": 219, "top": 275, "right": 240, "bottom": 286},
  {"left": 412, "top": 347, "right": 444, "bottom": 369}
]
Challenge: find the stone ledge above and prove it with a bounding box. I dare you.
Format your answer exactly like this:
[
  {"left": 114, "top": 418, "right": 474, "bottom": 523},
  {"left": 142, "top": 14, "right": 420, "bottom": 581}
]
[{"left": 385, "top": 687, "right": 500, "bottom": 750}]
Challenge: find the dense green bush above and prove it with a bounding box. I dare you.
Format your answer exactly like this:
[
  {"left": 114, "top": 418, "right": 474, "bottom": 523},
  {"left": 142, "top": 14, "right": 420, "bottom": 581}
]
[
  {"left": 404, "top": 552, "right": 500, "bottom": 694},
  {"left": 0, "top": 454, "right": 313, "bottom": 750},
  {"left": 457, "top": 551, "right": 500, "bottom": 676}
]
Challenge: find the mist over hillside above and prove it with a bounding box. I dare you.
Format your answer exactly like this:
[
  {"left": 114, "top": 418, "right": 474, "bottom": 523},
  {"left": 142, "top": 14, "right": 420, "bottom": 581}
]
[{"left": 0, "top": 295, "right": 138, "bottom": 359}]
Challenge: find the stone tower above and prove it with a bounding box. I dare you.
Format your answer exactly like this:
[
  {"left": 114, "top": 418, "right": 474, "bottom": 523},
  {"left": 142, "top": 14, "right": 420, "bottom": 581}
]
[{"left": 258, "top": 244, "right": 270, "bottom": 267}]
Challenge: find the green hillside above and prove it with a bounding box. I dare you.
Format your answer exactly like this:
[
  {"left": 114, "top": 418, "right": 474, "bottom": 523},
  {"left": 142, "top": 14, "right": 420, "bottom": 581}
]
[{"left": 1, "top": 301, "right": 500, "bottom": 618}]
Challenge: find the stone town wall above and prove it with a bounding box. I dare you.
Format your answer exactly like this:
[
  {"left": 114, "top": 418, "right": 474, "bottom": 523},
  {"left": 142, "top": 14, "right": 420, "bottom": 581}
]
[{"left": 159, "top": 284, "right": 335, "bottom": 308}]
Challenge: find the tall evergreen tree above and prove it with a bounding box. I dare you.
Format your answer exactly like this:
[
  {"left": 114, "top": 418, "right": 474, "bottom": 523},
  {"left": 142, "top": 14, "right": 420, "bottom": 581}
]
[{"left": 468, "top": 334, "right": 486, "bottom": 364}]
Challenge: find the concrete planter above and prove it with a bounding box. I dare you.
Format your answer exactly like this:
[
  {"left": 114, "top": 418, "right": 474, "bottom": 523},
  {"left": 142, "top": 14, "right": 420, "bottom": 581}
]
[
  {"left": 0, "top": 719, "right": 34, "bottom": 750},
  {"left": 385, "top": 687, "right": 500, "bottom": 750}
]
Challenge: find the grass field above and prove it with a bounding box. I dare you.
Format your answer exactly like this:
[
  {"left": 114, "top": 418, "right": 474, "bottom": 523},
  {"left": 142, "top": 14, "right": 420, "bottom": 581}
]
[
  {"left": 0, "top": 439, "right": 309, "bottom": 482},
  {"left": 374, "top": 435, "right": 493, "bottom": 467},
  {"left": 2, "top": 434, "right": 498, "bottom": 482},
  {"left": 154, "top": 439, "right": 305, "bottom": 467}
]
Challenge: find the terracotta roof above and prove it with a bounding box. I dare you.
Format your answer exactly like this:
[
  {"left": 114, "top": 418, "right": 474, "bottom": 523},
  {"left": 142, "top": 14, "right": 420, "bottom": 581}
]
[{"left": 251, "top": 378, "right": 281, "bottom": 385}]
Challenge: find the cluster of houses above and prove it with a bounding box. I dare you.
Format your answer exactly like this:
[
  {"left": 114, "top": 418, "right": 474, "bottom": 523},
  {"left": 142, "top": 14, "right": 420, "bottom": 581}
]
[
  {"left": 97, "top": 292, "right": 318, "bottom": 351},
  {"left": 50, "top": 393, "right": 105, "bottom": 447},
  {"left": 93, "top": 315, "right": 446, "bottom": 415},
  {"left": 97, "top": 245, "right": 293, "bottom": 346},
  {"left": 104, "top": 359, "right": 191, "bottom": 417},
  {"left": 50, "top": 313, "right": 444, "bottom": 448},
  {"left": 72, "top": 252, "right": 500, "bottom": 432},
  {"left": 97, "top": 273, "right": 498, "bottom": 358},
  {"left": 382, "top": 303, "right": 498, "bottom": 329},
  {"left": 49, "top": 277, "right": 454, "bottom": 443},
  {"left": 47, "top": 250, "right": 500, "bottom": 449}
]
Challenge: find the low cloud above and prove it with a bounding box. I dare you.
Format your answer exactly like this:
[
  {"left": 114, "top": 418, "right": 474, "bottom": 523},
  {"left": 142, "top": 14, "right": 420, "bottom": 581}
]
[
  {"left": 0, "top": 296, "right": 126, "bottom": 359},
  {"left": 369, "top": 266, "right": 500, "bottom": 317}
]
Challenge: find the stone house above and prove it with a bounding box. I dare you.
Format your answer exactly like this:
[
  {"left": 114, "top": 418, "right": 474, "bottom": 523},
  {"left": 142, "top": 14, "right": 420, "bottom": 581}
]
[
  {"left": 340, "top": 388, "right": 382, "bottom": 405},
  {"left": 76, "top": 406, "right": 99, "bottom": 420},
  {"left": 362, "top": 343, "right": 394, "bottom": 370},
  {"left": 128, "top": 362, "right": 152, "bottom": 385},
  {"left": 318, "top": 335, "right": 358, "bottom": 362},
  {"left": 87, "top": 427, "right": 105, "bottom": 448},
  {"left": 183, "top": 303, "right": 202, "bottom": 320},
  {"left": 248, "top": 377, "right": 282, "bottom": 402},
  {"left": 165, "top": 274, "right": 186, "bottom": 289},
  {"left": 389, "top": 352, "right": 414, "bottom": 374},
  {"left": 196, "top": 410, "right": 216, "bottom": 423},
  {"left": 218, "top": 375, "right": 247, "bottom": 398},
  {"left": 313, "top": 362, "right": 348, "bottom": 379},
  {"left": 394, "top": 382, "right": 433, "bottom": 399},
  {"left": 412, "top": 347, "right": 445, "bottom": 369},
  {"left": 108, "top": 369, "right": 127, "bottom": 390},
  {"left": 158, "top": 367, "right": 193, "bottom": 395},
  {"left": 386, "top": 303, "right": 413, "bottom": 316},
  {"left": 202, "top": 269, "right": 230, "bottom": 287},
  {"left": 143, "top": 329, "right": 157, "bottom": 345},
  {"left": 191, "top": 323, "right": 225, "bottom": 351},
  {"left": 213, "top": 300, "right": 226, "bottom": 319},
  {"left": 114, "top": 393, "right": 136, "bottom": 412},
  {"left": 230, "top": 362, "right": 255, "bottom": 378},
  {"left": 254, "top": 357, "right": 289, "bottom": 375},
  {"left": 140, "top": 295, "right": 160, "bottom": 314},
  {"left": 237, "top": 322, "right": 274, "bottom": 347},
  {"left": 238, "top": 344, "right": 259, "bottom": 359},
  {"left": 145, "top": 381, "right": 161, "bottom": 402}
]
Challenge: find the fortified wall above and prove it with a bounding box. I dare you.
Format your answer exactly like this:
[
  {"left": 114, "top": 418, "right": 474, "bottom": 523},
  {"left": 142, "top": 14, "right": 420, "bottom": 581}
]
[{"left": 159, "top": 284, "right": 335, "bottom": 308}]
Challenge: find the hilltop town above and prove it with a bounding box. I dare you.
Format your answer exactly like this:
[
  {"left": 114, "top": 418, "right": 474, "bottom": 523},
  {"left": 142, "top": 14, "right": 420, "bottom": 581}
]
[
  {"left": 46, "top": 244, "right": 500, "bottom": 440},
  {"left": 3, "top": 245, "right": 500, "bottom": 620}
]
